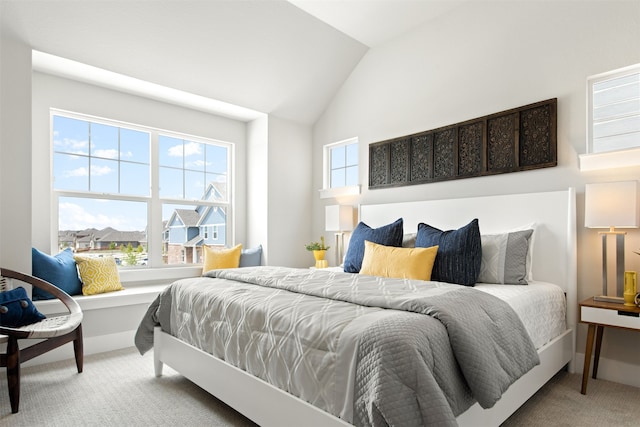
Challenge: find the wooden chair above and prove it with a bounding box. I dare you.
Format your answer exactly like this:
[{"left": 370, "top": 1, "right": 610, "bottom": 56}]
[{"left": 0, "top": 268, "right": 83, "bottom": 413}]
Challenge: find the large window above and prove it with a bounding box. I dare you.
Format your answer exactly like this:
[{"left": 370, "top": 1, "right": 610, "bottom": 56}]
[{"left": 52, "top": 110, "right": 232, "bottom": 268}]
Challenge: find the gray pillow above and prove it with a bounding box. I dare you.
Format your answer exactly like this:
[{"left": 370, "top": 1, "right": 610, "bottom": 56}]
[
  {"left": 478, "top": 230, "right": 533, "bottom": 285},
  {"left": 239, "top": 245, "right": 262, "bottom": 267}
]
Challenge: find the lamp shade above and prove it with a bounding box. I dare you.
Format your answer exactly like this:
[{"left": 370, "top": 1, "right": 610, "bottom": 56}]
[
  {"left": 325, "top": 205, "right": 354, "bottom": 231},
  {"left": 585, "top": 181, "right": 639, "bottom": 228}
]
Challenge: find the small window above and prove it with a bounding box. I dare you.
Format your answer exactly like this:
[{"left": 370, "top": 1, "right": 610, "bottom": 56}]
[
  {"left": 588, "top": 63, "right": 640, "bottom": 154},
  {"left": 320, "top": 138, "right": 360, "bottom": 199}
]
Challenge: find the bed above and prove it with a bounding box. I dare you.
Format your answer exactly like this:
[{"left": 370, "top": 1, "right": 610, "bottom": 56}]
[{"left": 136, "top": 188, "right": 576, "bottom": 427}]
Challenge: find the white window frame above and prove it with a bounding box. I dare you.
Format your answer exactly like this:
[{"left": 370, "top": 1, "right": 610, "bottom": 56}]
[
  {"left": 51, "top": 109, "right": 234, "bottom": 277},
  {"left": 580, "top": 63, "right": 640, "bottom": 171},
  {"left": 319, "top": 137, "right": 361, "bottom": 199}
]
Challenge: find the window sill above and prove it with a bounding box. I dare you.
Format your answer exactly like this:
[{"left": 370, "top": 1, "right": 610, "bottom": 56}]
[
  {"left": 579, "top": 148, "right": 640, "bottom": 171},
  {"left": 319, "top": 185, "right": 361, "bottom": 199},
  {"left": 34, "top": 283, "right": 170, "bottom": 316}
]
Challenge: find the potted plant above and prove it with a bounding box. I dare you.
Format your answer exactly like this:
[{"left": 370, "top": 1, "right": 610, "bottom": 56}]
[{"left": 305, "top": 236, "right": 330, "bottom": 265}]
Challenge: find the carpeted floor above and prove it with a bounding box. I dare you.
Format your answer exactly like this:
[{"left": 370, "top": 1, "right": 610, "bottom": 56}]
[{"left": 0, "top": 347, "right": 638, "bottom": 426}]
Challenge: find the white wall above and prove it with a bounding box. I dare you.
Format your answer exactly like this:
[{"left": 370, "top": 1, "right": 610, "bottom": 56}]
[
  {"left": 313, "top": 1, "right": 640, "bottom": 386},
  {"left": 31, "top": 71, "right": 248, "bottom": 252},
  {"left": 267, "top": 116, "right": 313, "bottom": 267},
  {"left": 0, "top": 33, "right": 32, "bottom": 273}
]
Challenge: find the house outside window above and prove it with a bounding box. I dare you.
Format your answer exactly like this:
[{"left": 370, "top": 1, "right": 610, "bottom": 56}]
[
  {"left": 580, "top": 63, "right": 640, "bottom": 171},
  {"left": 320, "top": 137, "right": 360, "bottom": 199},
  {"left": 52, "top": 110, "right": 232, "bottom": 268}
]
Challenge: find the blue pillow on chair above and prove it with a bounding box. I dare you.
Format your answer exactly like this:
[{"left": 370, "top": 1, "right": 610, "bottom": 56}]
[
  {"left": 0, "top": 286, "right": 46, "bottom": 328},
  {"left": 343, "top": 218, "right": 404, "bottom": 273},
  {"left": 31, "top": 247, "right": 82, "bottom": 300}
]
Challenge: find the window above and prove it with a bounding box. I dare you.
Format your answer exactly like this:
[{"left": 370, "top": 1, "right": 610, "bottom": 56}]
[
  {"left": 320, "top": 137, "right": 360, "bottom": 199},
  {"left": 589, "top": 63, "right": 640, "bottom": 154},
  {"left": 581, "top": 64, "right": 640, "bottom": 171},
  {"left": 52, "top": 110, "right": 232, "bottom": 268}
]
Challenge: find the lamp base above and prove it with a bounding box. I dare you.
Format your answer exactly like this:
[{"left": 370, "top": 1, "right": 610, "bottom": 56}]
[{"left": 593, "top": 295, "right": 624, "bottom": 304}]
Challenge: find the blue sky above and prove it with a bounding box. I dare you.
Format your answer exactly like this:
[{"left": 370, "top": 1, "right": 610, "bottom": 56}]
[{"left": 53, "top": 115, "right": 227, "bottom": 231}]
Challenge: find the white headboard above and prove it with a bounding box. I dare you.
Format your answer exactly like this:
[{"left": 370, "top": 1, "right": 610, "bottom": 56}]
[{"left": 360, "top": 189, "right": 577, "bottom": 325}]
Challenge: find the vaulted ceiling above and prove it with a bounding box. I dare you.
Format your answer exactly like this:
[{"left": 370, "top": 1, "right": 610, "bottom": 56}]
[{"left": 1, "top": 0, "right": 464, "bottom": 124}]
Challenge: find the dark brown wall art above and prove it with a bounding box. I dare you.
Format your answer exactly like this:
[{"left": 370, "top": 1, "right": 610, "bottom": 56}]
[{"left": 368, "top": 98, "right": 557, "bottom": 189}]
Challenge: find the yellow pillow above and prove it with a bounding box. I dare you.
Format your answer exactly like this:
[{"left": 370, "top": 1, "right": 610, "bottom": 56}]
[
  {"left": 359, "top": 240, "right": 439, "bottom": 281},
  {"left": 73, "top": 256, "right": 124, "bottom": 296},
  {"left": 202, "top": 244, "right": 243, "bottom": 273}
]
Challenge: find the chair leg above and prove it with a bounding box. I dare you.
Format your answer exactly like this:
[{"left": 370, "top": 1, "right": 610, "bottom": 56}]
[
  {"left": 6, "top": 337, "right": 20, "bottom": 414},
  {"left": 73, "top": 324, "right": 84, "bottom": 373}
]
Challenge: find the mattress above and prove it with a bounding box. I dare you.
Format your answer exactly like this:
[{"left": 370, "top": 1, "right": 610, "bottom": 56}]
[{"left": 475, "top": 281, "right": 567, "bottom": 349}]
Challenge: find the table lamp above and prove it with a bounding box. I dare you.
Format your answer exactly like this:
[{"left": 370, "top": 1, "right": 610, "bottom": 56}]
[
  {"left": 325, "top": 205, "right": 354, "bottom": 267},
  {"left": 584, "top": 181, "right": 639, "bottom": 302}
]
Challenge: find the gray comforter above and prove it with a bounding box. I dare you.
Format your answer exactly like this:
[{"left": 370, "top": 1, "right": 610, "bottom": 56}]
[{"left": 135, "top": 266, "right": 539, "bottom": 426}]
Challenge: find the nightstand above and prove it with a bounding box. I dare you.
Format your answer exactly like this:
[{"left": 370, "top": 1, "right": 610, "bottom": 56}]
[{"left": 579, "top": 297, "right": 640, "bottom": 394}]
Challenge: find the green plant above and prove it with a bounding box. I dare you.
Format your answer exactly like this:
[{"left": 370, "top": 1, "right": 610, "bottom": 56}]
[{"left": 305, "top": 236, "right": 329, "bottom": 251}]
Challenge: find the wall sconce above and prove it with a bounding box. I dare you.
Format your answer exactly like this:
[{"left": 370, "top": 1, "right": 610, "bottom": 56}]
[
  {"left": 325, "top": 205, "right": 354, "bottom": 267},
  {"left": 585, "top": 181, "right": 639, "bottom": 302}
]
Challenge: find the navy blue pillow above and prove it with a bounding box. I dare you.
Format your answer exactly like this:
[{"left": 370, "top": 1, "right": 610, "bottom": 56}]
[
  {"left": 32, "top": 247, "right": 82, "bottom": 300},
  {"left": 0, "top": 286, "right": 46, "bottom": 328},
  {"left": 343, "top": 218, "right": 403, "bottom": 273},
  {"left": 415, "top": 219, "right": 481, "bottom": 286}
]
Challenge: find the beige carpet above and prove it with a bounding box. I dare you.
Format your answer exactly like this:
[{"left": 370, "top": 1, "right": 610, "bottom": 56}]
[{"left": 0, "top": 347, "right": 638, "bottom": 426}]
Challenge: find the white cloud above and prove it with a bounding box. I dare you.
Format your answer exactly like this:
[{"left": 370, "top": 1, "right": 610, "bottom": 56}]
[
  {"left": 184, "top": 141, "right": 202, "bottom": 156},
  {"left": 168, "top": 141, "right": 202, "bottom": 157},
  {"left": 93, "top": 148, "right": 119, "bottom": 159},
  {"left": 90, "top": 165, "right": 113, "bottom": 176},
  {"left": 64, "top": 167, "right": 89, "bottom": 177},
  {"left": 53, "top": 137, "right": 88, "bottom": 152},
  {"left": 59, "top": 201, "right": 144, "bottom": 231}
]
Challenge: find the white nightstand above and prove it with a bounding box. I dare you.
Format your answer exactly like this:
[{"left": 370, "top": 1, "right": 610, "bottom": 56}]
[{"left": 579, "top": 297, "right": 640, "bottom": 394}]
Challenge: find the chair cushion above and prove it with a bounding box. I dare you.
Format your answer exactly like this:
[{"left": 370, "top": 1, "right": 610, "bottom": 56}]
[
  {"left": 73, "top": 256, "right": 125, "bottom": 296},
  {"left": 0, "top": 286, "right": 46, "bottom": 328},
  {"left": 31, "top": 247, "right": 83, "bottom": 300}
]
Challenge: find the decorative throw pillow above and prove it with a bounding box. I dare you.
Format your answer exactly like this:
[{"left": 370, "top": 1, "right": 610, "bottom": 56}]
[
  {"left": 343, "top": 218, "right": 404, "bottom": 273},
  {"left": 239, "top": 245, "right": 262, "bottom": 267},
  {"left": 32, "top": 247, "right": 83, "bottom": 300},
  {"left": 415, "top": 219, "right": 482, "bottom": 286},
  {"left": 73, "top": 256, "right": 124, "bottom": 296},
  {"left": 0, "top": 286, "right": 46, "bottom": 327},
  {"left": 202, "top": 244, "right": 243, "bottom": 273},
  {"left": 478, "top": 229, "right": 534, "bottom": 285},
  {"left": 360, "top": 240, "right": 439, "bottom": 281}
]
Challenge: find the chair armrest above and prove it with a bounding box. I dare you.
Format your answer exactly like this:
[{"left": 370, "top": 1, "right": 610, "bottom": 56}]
[{"left": 0, "top": 268, "right": 82, "bottom": 316}]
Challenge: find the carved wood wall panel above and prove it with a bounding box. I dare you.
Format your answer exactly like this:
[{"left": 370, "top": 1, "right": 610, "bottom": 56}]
[{"left": 369, "top": 98, "right": 557, "bottom": 189}]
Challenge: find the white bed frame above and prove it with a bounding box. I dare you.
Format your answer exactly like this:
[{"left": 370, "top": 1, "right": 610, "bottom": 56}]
[{"left": 153, "top": 188, "right": 577, "bottom": 427}]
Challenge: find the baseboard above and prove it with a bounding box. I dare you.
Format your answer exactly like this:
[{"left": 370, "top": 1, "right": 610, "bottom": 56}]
[
  {"left": 575, "top": 352, "right": 640, "bottom": 388},
  {"left": 21, "top": 329, "right": 136, "bottom": 367}
]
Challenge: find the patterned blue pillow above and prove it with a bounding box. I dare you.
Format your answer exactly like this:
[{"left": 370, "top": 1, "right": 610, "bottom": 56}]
[
  {"left": 343, "top": 218, "right": 403, "bottom": 273},
  {"left": 0, "top": 286, "right": 46, "bottom": 327},
  {"left": 32, "top": 247, "right": 82, "bottom": 300},
  {"left": 415, "top": 219, "right": 481, "bottom": 286}
]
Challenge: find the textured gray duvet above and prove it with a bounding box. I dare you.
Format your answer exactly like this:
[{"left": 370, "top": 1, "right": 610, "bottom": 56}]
[{"left": 135, "top": 266, "right": 539, "bottom": 426}]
